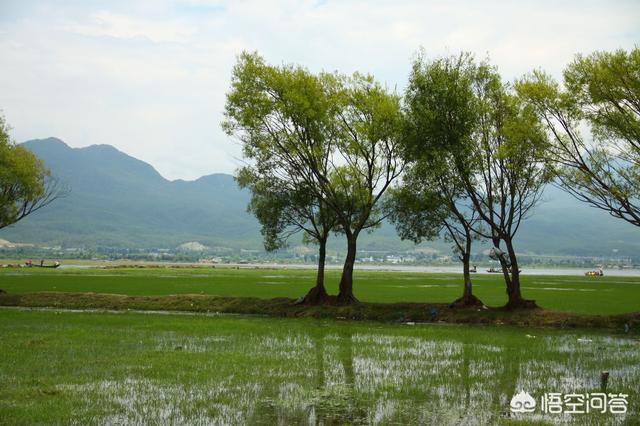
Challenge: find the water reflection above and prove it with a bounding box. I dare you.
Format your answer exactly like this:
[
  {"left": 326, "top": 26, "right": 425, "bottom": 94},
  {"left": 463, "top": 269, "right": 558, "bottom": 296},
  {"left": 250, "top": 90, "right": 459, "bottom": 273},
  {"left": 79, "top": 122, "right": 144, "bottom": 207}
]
[{"left": 62, "top": 321, "right": 638, "bottom": 425}]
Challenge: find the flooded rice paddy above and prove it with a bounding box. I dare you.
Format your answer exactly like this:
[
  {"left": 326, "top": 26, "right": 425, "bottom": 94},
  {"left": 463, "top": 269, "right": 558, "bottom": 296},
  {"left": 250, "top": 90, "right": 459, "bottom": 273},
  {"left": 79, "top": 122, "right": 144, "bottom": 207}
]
[{"left": 0, "top": 308, "right": 638, "bottom": 424}]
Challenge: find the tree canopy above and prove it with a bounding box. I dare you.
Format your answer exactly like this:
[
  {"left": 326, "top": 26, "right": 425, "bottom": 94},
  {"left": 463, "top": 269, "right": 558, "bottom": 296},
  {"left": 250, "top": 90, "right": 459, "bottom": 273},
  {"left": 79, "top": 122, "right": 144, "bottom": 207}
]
[
  {"left": 400, "top": 53, "right": 550, "bottom": 309},
  {"left": 223, "top": 52, "right": 339, "bottom": 303},
  {"left": 516, "top": 47, "right": 640, "bottom": 227},
  {"left": 0, "top": 115, "right": 64, "bottom": 230}
]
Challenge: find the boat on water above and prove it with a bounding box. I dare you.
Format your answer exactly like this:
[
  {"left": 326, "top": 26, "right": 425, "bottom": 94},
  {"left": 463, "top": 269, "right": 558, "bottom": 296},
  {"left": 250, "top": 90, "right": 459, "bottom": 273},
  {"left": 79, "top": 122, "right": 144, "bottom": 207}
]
[
  {"left": 486, "top": 267, "right": 521, "bottom": 274},
  {"left": 585, "top": 268, "right": 604, "bottom": 277},
  {"left": 25, "top": 260, "right": 61, "bottom": 269}
]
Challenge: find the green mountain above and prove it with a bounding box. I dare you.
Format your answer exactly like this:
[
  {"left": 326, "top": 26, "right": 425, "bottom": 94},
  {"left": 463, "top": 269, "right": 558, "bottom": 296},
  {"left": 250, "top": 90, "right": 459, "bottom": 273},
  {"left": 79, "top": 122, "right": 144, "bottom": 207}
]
[
  {"left": 0, "top": 137, "right": 637, "bottom": 256},
  {"left": 1, "top": 138, "right": 259, "bottom": 249}
]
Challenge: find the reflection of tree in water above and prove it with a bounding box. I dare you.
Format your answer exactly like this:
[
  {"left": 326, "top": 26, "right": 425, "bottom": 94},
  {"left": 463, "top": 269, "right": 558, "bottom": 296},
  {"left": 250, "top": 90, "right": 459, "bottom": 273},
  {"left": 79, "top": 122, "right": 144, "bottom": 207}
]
[
  {"left": 430, "top": 337, "right": 514, "bottom": 424},
  {"left": 314, "top": 327, "right": 325, "bottom": 390},
  {"left": 310, "top": 326, "right": 368, "bottom": 425},
  {"left": 492, "top": 343, "right": 522, "bottom": 422},
  {"left": 250, "top": 325, "right": 366, "bottom": 425},
  {"left": 462, "top": 342, "right": 471, "bottom": 410},
  {"left": 250, "top": 328, "right": 529, "bottom": 424},
  {"left": 338, "top": 328, "right": 355, "bottom": 387}
]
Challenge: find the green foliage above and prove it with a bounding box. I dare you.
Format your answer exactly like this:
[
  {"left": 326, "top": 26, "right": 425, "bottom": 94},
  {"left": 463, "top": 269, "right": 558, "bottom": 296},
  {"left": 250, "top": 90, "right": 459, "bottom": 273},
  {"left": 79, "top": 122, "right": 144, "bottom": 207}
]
[
  {"left": 223, "top": 52, "right": 404, "bottom": 239},
  {"left": 399, "top": 52, "right": 552, "bottom": 306},
  {"left": 462, "top": 59, "right": 550, "bottom": 240},
  {"left": 516, "top": 47, "right": 640, "bottom": 226},
  {"left": 237, "top": 166, "right": 321, "bottom": 251},
  {"left": 395, "top": 53, "right": 480, "bottom": 255},
  {"left": 564, "top": 48, "right": 640, "bottom": 145},
  {"left": 403, "top": 52, "right": 478, "bottom": 161},
  {"left": 385, "top": 167, "right": 448, "bottom": 245},
  {"left": 223, "top": 52, "right": 339, "bottom": 252},
  {"left": 0, "top": 115, "right": 51, "bottom": 229},
  {"left": 326, "top": 73, "right": 404, "bottom": 236},
  {"left": 400, "top": 53, "right": 549, "bottom": 256}
]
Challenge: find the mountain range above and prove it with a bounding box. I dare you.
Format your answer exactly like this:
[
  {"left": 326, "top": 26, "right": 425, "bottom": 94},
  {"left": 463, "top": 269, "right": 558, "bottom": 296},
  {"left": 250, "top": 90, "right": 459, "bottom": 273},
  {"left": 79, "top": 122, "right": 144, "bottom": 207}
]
[{"left": 0, "top": 137, "right": 637, "bottom": 257}]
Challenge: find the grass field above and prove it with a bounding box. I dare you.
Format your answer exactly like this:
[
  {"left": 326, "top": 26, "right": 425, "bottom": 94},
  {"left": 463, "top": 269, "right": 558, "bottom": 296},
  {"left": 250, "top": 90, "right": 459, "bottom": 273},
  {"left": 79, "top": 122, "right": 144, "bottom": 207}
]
[
  {"left": 1, "top": 267, "right": 639, "bottom": 424},
  {"left": 1, "top": 308, "right": 638, "bottom": 425},
  {"left": 1, "top": 266, "right": 639, "bottom": 315}
]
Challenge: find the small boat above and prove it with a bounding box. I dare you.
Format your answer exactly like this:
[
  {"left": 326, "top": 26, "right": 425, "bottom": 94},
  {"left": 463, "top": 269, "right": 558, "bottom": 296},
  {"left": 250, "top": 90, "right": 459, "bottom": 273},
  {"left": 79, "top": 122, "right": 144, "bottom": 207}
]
[
  {"left": 486, "top": 267, "right": 521, "bottom": 274},
  {"left": 585, "top": 268, "right": 603, "bottom": 277},
  {"left": 26, "top": 261, "right": 61, "bottom": 268},
  {"left": 470, "top": 265, "right": 477, "bottom": 273}
]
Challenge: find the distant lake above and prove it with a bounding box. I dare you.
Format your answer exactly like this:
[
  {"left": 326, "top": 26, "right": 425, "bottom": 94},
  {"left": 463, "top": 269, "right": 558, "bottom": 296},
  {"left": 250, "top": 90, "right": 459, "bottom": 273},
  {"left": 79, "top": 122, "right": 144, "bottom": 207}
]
[
  {"left": 55, "top": 262, "right": 640, "bottom": 277},
  {"left": 226, "top": 263, "right": 640, "bottom": 277}
]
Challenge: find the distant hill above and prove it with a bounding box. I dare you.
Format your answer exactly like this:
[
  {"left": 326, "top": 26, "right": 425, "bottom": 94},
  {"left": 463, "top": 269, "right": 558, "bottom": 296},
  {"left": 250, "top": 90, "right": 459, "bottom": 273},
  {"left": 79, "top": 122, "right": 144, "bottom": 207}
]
[
  {"left": 1, "top": 138, "right": 259, "bottom": 249},
  {"left": 0, "top": 137, "right": 637, "bottom": 256}
]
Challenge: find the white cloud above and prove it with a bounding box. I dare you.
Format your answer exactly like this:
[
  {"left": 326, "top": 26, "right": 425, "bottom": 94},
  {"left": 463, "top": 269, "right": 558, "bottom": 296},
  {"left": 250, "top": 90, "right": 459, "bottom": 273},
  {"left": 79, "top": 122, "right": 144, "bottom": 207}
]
[
  {"left": 65, "top": 10, "right": 196, "bottom": 43},
  {"left": 0, "top": 0, "right": 638, "bottom": 180}
]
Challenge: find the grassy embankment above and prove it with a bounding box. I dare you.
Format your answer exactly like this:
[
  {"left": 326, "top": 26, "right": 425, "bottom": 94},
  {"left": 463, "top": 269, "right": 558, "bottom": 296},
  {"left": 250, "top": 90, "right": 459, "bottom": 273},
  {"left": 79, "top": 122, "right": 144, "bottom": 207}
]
[{"left": 1, "top": 266, "right": 639, "bottom": 330}]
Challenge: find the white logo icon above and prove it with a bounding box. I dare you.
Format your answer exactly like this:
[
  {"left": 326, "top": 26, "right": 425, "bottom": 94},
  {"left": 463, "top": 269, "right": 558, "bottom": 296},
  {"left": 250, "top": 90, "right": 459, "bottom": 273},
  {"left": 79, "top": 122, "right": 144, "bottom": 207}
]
[{"left": 511, "top": 390, "right": 537, "bottom": 413}]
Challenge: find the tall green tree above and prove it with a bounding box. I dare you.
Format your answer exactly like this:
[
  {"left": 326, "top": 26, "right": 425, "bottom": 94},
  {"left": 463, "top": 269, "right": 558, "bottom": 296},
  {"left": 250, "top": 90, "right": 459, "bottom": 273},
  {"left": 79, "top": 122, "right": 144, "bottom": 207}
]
[
  {"left": 404, "top": 54, "right": 549, "bottom": 309},
  {"left": 223, "top": 52, "right": 339, "bottom": 304},
  {"left": 237, "top": 169, "right": 338, "bottom": 304},
  {"left": 224, "top": 53, "right": 403, "bottom": 305},
  {"left": 0, "top": 114, "right": 65, "bottom": 230},
  {"left": 391, "top": 53, "right": 484, "bottom": 306},
  {"left": 516, "top": 48, "right": 640, "bottom": 226},
  {"left": 320, "top": 74, "right": 404, "bottom": 304},
  {"left": 467, "top": 68, "right": 550, "bottom": 309},
  {"left": 386, "top": 162, "right": 483, "bottom": 307}
]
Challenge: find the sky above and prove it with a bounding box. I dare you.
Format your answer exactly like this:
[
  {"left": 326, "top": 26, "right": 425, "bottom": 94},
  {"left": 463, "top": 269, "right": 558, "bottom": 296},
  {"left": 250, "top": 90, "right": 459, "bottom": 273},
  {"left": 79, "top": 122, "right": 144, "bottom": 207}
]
[{"left": 0, "top": 0, "right": 638, "bottom": 181}]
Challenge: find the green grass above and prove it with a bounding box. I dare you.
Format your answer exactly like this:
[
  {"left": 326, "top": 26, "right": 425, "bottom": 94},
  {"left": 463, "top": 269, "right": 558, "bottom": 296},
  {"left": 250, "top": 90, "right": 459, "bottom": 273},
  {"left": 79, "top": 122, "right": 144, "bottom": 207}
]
[
  {"left": 0, "top": 308, "right": 638, "bottom": 425},
  {"left": 1, "top": 267, "right": 639, "bottom": 315}
]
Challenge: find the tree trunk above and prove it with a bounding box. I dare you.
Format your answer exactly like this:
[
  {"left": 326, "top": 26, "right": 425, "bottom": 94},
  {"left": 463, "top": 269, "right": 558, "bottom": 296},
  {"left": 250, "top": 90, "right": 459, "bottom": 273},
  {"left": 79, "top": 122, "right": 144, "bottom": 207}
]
[
  {"left": 303, "top": 237, "right": 330, "bottom": 305},
  {"left": 492, "top": 238, "right": 513, "bottom": 289},
  {"left": 337, "top": 234, "right": 359, "bottom": 305},
  {"left": 450, "top": 238, "right": 483, "bottom": 308},
  {"left": 503, "top": 237, "right": 538, "bottom": 310}
]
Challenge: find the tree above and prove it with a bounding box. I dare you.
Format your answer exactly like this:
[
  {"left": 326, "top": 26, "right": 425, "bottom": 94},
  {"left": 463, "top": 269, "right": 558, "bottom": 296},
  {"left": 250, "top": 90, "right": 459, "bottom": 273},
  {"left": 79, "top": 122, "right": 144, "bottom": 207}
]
[
  {"left": 405, "top": 54, "right": 550, "bottom": 309},
  {"left": 516, "top": 48, "right": 640, "bottom": 227},
  {"left": 236, "top": 169, "right": 338, "bottom": 304},
  {"left": 467, "top": 63, "right": 551, "bottom": 309},
  {"left": 223, "top": 53, "right": 403, "bottom": 305},
  {"left": 386, "top": 162, "right": 483, "bottom": 307},
  {"left": 0, "top": 114, "right": 65, "bottom": 230},
  {"left": 223, "top": 52, "right": 339, "bottom": 304},
  {"left": 319, "top": 74, "right": 404, "bottom": 304},
  {"left": 394, "top": 53, "right": 485, "bottom": 307}
]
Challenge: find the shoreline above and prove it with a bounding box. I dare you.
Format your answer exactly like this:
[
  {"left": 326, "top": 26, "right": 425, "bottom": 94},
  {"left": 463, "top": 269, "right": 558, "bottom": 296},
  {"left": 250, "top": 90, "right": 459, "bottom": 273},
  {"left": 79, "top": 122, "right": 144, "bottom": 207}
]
[
  {"left": 13, "top": 261, "right": 638, "bottom": 277},
  {"left": 1, "top": 291, "right": 638, "bottom": 332}
]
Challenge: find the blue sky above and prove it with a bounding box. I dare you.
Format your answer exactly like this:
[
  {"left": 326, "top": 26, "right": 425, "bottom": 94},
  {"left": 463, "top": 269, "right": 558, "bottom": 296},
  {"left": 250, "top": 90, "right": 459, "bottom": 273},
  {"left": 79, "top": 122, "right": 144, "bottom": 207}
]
[{"left": 1, "top": 0, "right": 638, "bottom": 180}]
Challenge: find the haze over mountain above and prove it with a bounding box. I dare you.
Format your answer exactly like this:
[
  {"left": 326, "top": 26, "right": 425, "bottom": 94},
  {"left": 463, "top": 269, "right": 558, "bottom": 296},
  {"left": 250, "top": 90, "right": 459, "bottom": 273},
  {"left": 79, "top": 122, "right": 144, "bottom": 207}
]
[{"left": 0, "top": 137, "right": 637, "bottom": 257}]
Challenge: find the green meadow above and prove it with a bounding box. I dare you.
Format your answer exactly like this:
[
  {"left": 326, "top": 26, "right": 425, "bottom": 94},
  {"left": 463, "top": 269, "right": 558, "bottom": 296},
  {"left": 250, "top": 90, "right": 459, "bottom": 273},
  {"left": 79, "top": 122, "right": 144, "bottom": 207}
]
[
  {"left": 1, "top": 267, "right": 639, "bottom": 424},
  {"left": 1, "top": 266, "right": 639, "bottom": 315}
]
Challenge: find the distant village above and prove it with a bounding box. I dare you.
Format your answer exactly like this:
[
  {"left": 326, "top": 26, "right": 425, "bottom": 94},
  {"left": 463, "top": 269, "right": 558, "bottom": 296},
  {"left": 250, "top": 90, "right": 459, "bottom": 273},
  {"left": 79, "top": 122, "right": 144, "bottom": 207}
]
[{"left": 1, "top": 238, "right": 637, "bottom": 270}]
